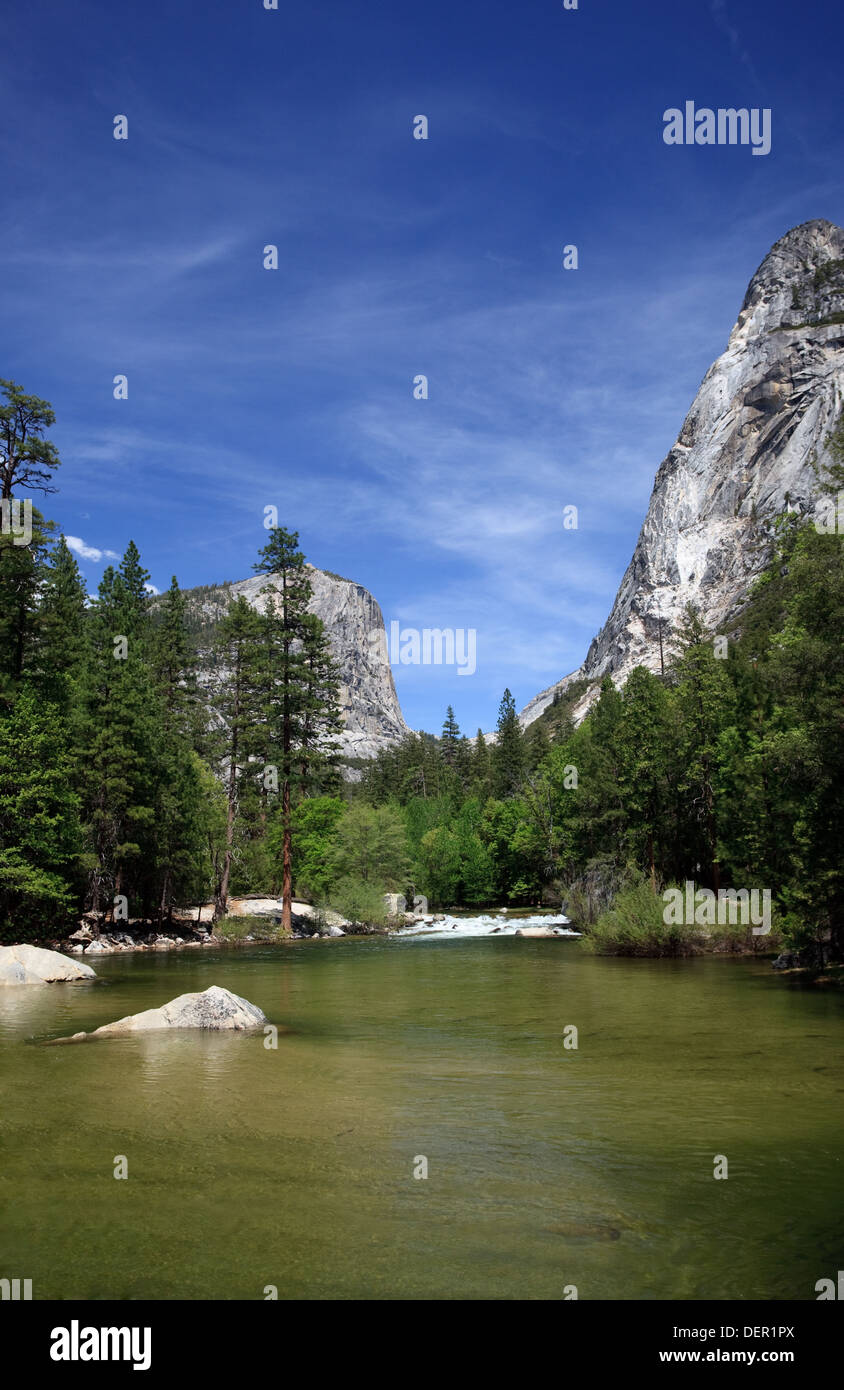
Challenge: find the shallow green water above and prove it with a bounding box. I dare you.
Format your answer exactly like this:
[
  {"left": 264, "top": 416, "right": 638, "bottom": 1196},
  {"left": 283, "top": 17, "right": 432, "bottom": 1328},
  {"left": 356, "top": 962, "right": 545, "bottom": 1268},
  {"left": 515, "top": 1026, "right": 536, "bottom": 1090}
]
[{"left": 1, "top": 937, "right": 842, "bottom": 1300}]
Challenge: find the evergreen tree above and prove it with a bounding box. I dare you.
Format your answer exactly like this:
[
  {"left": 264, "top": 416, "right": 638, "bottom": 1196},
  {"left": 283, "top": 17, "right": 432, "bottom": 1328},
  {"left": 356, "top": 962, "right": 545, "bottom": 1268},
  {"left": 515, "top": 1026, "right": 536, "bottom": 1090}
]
[
  {"left": 149, "top": 577, "right": 206, "bottom": 921},
  {"left": 77, "top": 556, "right": 159, "bottom": 920},
  {"left": 525, "top": 718, "right": 550, "bottom": 773},
  {"left": 34, "top": 535, "right": 88, "bottom": 705},
  {"left": 670, "top": 606, "right": 734, "bottom": 891},
  {"left": 567, "top": 678, "right": 625, "bottom": 863},
  {"left": 152, "top": 577, "right": 199, "bottom": 742},
  {"left": 253, "top": 529, "right": 341, "bottom": 931},
  {"left": 747, "top": 525, "right": 844, "bottom": 952},
  {"left": 455, "top": 734, "right": 473, "bottom": 789},
  {"left": 440, "top": 706, "right": 461, "bottom": 767},
  {"left": 472, "top": 728, "right": 492, "bottom": 797},
  {"left": 0, "top": 379, "right": 61, "bottom": 500},
  {"left": 617, "top": 666, "right": 675, "bottom": 887},
  {"left": 209, "top": 595, "right": 264, "bottom": 918},
  {"left": 0, "top": 506, "right": 52, "bottom": 699},
  {"left": 0, "top": 684, "right": 81, "bottom": 939},
  {"left": 493, "top": 689, "right": 525, "bottom": 798}
]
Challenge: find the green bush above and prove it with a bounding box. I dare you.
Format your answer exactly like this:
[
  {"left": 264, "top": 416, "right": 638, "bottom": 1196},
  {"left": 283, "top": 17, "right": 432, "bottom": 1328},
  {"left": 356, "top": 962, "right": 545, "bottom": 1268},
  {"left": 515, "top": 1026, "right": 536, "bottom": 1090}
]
[
  {"left": 581, "top": 880, "right": 705, "bottom": 957},
  {"left": 326, "top": 875, "right": 389, "bottom": 929},
  {"left": 213, "top": 914, "right": 288, "bottom": 941}
]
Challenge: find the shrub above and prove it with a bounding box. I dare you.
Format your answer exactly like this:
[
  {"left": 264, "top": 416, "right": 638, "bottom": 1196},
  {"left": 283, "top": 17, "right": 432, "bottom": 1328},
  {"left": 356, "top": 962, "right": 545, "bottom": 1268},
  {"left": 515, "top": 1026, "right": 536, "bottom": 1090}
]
[
  {"left": 581, "top": 880, "right": 705, "bottom": 957},
  {"left": 326, "top": 875, "right": 390, "bottom": 930},
  {"left": 707, "top": 916, "right": 783, "bottom": 954},
  {"left": 213, "top": 914, "right": 288, "bottom": 941}
]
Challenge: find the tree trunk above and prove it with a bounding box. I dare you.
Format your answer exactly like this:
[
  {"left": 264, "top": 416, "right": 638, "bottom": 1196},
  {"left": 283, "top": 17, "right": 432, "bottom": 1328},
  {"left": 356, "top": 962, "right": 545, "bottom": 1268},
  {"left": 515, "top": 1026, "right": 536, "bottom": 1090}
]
[
  {"left": 110, "top": 867, "right": 122, "bottom": 926},
  {"left": 215, "top": 758, "right": 238, "bottom": 921},
  {"left": 282, "top": 776, "right": 292, "bottom": 933},
  {"left": 158, "top": 868, "right": 171, "bottom": 926},
  {"left": 214, "top": 651, "right": 242, "bottom": 922}
]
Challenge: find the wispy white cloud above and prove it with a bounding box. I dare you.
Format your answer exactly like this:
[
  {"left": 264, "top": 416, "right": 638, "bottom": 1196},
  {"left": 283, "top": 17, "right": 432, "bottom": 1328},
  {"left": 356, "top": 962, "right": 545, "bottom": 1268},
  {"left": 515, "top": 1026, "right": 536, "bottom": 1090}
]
[
  {"left": 65, "top": 535, "right": 120, "bottom": 563},
  {"left": 709, "top": 0, "right": 764, "bottom": 91}
]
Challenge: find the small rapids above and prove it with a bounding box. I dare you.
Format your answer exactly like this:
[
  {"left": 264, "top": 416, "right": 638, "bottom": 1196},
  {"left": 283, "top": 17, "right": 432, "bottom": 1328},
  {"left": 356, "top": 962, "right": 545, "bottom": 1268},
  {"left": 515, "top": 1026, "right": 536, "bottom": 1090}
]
[{"left": 395, "top": 911, "right": 580, "bottom": 940}]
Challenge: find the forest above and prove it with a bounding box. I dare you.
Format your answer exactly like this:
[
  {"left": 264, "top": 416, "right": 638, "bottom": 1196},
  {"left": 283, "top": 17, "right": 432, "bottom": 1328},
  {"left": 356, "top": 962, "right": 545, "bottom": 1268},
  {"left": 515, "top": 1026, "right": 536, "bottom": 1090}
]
[{"left": 1, "top": 379, "right": 842, "bottom": 958}]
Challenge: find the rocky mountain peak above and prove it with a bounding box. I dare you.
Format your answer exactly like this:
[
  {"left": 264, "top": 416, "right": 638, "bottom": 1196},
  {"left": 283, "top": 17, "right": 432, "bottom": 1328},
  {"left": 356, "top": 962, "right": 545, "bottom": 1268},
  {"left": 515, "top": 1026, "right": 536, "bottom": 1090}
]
[
  {"left": 733, "top": 218, "right": 844, "bottom": 341},
  {"left": 520, "top": 219, "right": 844, "bottom": 729}
]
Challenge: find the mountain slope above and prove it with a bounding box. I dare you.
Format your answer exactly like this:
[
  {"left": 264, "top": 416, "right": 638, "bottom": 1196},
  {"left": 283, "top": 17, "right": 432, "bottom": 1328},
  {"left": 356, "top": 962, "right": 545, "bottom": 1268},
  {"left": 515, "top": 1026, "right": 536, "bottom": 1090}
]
[{"left": 521, "top": 218, "right": 844, "bottom": 728}]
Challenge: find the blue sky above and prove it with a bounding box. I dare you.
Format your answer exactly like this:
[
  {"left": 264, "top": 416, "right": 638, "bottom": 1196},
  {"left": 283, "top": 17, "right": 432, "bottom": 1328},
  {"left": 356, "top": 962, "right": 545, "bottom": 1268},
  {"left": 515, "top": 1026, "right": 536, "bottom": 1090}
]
[{"left": 3, "top": 0, "right": 843, "bottom": 736}]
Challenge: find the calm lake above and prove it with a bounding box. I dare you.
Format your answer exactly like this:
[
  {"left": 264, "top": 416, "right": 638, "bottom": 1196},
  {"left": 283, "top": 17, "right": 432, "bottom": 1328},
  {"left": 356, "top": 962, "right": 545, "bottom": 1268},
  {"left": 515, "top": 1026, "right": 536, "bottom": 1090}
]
[{"left": 2, "top": 933, "right": 842, "bottom": 1300}]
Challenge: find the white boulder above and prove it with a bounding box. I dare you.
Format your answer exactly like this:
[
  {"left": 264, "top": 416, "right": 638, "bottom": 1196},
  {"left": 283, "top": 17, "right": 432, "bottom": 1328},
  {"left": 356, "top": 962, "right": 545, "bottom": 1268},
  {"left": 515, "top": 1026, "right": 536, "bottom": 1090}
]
[
  {"left": 65, "top": 985, "right": 267, "bottom": 1039},
  {"left": 0, "top": 944, "right": 97, "bottom": 985}
]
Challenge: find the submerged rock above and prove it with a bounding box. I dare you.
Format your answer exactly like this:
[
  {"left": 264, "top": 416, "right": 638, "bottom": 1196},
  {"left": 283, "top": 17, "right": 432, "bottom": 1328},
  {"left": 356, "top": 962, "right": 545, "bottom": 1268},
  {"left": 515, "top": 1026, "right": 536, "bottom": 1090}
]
[
  {"left": 0, "top": 943, "right": 97, "bottom": 985},
  {"left": 59, "top": 985, "right": 267, "bottom": 1040},
  {"left": 515, "top": 926, "right": 556, "bottom": 938}
]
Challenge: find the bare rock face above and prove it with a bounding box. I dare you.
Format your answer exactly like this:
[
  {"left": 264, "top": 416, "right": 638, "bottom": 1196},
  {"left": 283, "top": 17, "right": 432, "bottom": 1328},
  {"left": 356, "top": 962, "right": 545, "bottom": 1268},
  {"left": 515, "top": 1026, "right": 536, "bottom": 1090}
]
[
  {"left": 521, "top": 219, "right": 844, "bottom": 727},
  {"left": 0, "top": 943, "right": 97, "bottom": 985},
  {"left": 189, "top": 565, "right": 408, "bottom": 760},
  {"left": 63, "top": 985, "right": 267, "bottom": 1040}
]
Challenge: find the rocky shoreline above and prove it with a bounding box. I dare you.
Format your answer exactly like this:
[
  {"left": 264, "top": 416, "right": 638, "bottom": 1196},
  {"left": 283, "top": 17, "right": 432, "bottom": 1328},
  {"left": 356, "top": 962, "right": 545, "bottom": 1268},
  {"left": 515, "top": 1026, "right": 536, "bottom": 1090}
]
[{"left": 33, "top": 897, "right": 450, "bottom": 958}]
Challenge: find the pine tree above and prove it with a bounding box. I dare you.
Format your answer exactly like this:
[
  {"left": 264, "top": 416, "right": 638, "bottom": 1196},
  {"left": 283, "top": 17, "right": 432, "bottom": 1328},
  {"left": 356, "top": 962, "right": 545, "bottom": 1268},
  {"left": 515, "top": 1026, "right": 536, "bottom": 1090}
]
[
  {"left": 670, "top": 605, "right": 734, "bottom": 891},
  {"left": 525, "top": 718, "right": 550, "bottom": 773},
  {"left": 254, "top": 530, "right": 311, "bottom": 930},
  {"left": 440, "top": 706, "right": 461, "bottom": 767},
  {"left": 0, "top": 505, "right": 53, "bottom": 699},
  {"left": 617, "top": 666, "right": 675, "bottom": 888},
  {"left": 472, "top": 728, "right": 491, "bottom": 797},
  {"left": 568, "top": 677, "right": 625, "bottom": 864},
  {"left": 149, "top": 577, "right": 206, "bottom": 921},
  {"left": 0, "top": 684, "right": 81, "bottom": 938},
  {"left": 209, "top": 595, "right": 264, "bottom": 918},
  {"left": 455, "top": 734, "right": 473, "bottom": 789},
  {"left": 493, "top": 689, "right": 525, "bottom": 798},
  {"left": 253, "top": 529, "right": 341, "bottom": 931},
  {"left": 0, "top": 379, "right": 61, "bottom": 500},
  {"left": 152, "top": 577, "right": 200, "bottom": 742},
  {"left": 34, "top": 535, "right": 88, "bottom": 705},
  {"left": 78, "top": 555, "right": 159, "bottom": 921}
]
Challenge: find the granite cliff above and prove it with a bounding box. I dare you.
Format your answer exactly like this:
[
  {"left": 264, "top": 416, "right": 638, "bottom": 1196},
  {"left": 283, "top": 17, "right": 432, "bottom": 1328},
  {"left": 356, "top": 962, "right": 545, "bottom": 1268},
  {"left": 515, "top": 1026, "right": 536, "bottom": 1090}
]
[
  {"left": 521, "top": 218, "right": 844, "bottom": 728},
  {"left": 185, "top": 566, "right": 409, "bottom": 760}
]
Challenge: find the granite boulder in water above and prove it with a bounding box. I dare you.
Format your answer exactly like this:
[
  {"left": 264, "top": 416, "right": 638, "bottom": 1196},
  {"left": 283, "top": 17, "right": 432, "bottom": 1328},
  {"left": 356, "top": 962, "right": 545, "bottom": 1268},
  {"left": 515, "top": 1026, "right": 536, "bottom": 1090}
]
[
  {"left": 0, "top": 943, "right": 97, "bottom": 985},
  {"left": 72, "top": 984, "right": 267, "bottom": 1038}
]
